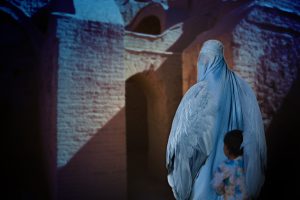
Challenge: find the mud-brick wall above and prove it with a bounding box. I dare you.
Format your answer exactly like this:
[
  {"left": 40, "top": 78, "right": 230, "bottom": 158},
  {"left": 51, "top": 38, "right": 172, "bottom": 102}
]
[
  {"left": 125, "top": 23, "right": 183, "bottom": 52},
  {"left": 232, "top": 0, "right": 300, "bottom": 127},
  {"left": 55, "top": 14, "right": 126, "bottom": 200}
]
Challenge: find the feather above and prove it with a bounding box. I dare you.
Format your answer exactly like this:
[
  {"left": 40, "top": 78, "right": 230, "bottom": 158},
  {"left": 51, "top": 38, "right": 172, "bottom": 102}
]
[
  {"left": 166, "top": 81, "right": 216, "bottom": 200},
  {"left": 166, "top": 40, "right": 266, "bottom": 200}
]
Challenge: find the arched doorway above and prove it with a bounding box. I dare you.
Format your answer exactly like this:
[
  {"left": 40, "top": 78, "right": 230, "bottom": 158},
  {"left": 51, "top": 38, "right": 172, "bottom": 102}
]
[
  {"left": 126, "top": 75, "right": 149, "bottom": 199},
  {"left": 133, "top": 16, "right": 161, "bottom": 35},
  {"left": 125, "top": 71, "right": 173, "bottom": 199},
  {"left": 125, "top": 2, "right": 166, "bottom": 34}
]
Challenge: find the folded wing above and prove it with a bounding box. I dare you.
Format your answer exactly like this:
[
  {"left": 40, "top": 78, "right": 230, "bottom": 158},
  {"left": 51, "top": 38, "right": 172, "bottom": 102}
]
[
  {"left": 166, "top": 82, "right": 216, "bottom": 200},
  {"left": 238, "top": 78, "right": 267, "bottom": 198}
]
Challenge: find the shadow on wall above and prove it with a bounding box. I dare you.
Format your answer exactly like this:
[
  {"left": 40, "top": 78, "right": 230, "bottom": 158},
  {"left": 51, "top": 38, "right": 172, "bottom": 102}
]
[
  {"left": 125, "top": 70, "right": 176, "bottom": 200},
  {"left": 58, "top": 65, "right": 177, "bottom": 200},
  {"left": 259, "top": 72, "right": 300, "bottom": 199},
  {"left": 58, "top": 108, "right": 126, "bottom": 200},
  {"left": 126, "top": 76, "right": 149, "bottom": 200},
  {"left": 133, "top": 15, "right": 161, "bottom": 34},
  {"left": 167, "top": 0, "right": 221, "bottom": 52}
]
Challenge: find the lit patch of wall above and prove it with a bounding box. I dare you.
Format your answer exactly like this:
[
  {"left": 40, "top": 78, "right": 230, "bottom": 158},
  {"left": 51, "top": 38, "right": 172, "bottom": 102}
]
[
  {"left": 125, "top": 23, "right": 183, "bottom": 79},
  {"left": 55, "top": 15, "right": 124, "bottom": 167},
  {"left": 54, "top": 1, "right": 127, "bottom": 199}
]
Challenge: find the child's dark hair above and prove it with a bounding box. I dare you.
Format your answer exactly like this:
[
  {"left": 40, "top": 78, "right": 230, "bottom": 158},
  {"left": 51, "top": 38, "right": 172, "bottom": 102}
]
[{"left": 224, "top": 129, "right": 244, "bottom": 157}]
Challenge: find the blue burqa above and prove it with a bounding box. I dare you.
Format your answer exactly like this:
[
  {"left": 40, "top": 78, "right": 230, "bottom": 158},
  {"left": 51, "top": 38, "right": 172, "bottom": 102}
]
[{"left": 166, "top": 40, "right": 267, "bottom": 200}]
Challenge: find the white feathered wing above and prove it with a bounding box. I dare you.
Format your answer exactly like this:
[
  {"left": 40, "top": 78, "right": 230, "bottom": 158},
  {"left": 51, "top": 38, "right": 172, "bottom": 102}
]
[
  {"left": 166, "top": 81, "right": 216, "bottom": 200},
  {"left": 238, "top": 77, "right": 267, "bottom": 198}
]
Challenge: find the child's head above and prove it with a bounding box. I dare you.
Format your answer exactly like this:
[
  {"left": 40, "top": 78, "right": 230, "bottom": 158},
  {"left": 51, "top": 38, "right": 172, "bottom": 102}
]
[{"left": 223, "top": 129, "right": 243, "bottom": 159}]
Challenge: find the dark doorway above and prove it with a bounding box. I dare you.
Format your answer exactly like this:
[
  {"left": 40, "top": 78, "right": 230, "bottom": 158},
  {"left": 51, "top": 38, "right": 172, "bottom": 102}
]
[
  {"left": 126, "top": 76, "right": 149, "bottom": 199},
  {"left": 133, "top": 16, "right": 161, "bottom": 35}
]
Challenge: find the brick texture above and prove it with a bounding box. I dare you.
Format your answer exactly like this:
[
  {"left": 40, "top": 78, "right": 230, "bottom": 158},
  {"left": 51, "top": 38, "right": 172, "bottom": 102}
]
[
  {"left": 55, "top": 14, "right": 126, "bottom": 199},
  {"left": 124, "top": 27, "right": 183, "bottom": 183},
  {"left": 232, "top": 2, "right": 300, "bottom": 127}
]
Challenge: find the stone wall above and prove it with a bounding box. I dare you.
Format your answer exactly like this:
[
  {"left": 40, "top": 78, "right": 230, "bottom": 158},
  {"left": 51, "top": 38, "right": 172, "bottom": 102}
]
[
  {"left": 232, "top": 1, "right": 300, "bottom": 126},
  {"left": 125, "top": 23, "right": 182, "bottom": 54},
  {"left": 53, "top": 1, "right": 127, "bottom": 199},
  {"left": 55, "top": 15, "right": 125, "bottom": 168}
]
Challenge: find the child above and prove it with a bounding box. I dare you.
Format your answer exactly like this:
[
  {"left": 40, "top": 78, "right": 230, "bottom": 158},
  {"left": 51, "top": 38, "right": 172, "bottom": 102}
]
[{"left": 211, "top": 130, "right": 249, "bottom": 200}]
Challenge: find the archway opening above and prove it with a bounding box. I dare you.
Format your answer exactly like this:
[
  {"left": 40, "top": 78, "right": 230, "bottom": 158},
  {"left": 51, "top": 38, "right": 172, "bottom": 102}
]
[
  {"left": 133, "top": 16, "right": 161, "bottom": 35},
  {"left": 125, "top": 71, "right": 174, "bottom": 199},
  {"left": 126, "top": 75, "right": 149, "bottom": 199}
]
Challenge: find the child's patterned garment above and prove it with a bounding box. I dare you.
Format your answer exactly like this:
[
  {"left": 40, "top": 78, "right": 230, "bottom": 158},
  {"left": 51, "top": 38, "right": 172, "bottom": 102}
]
[{"left": 211, "top": 156, "right": 248, "bottom": 200}]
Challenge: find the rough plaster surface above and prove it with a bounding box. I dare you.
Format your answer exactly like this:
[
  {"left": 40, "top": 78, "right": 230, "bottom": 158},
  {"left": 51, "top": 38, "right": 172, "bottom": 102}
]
[{"left": 232, "top": 2, "right": 300, "bottom": 126}]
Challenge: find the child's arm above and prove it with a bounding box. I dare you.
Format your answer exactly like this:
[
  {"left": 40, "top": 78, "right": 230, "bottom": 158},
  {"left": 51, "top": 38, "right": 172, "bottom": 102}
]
[{"left": 211, "top": 165, "right": 227, "bottom": 195}]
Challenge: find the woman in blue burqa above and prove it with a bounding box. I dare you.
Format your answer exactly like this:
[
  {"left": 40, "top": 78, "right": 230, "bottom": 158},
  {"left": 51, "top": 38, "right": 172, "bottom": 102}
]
[{"left": 166, "top": 40, "right": 266, "bottom": 200}]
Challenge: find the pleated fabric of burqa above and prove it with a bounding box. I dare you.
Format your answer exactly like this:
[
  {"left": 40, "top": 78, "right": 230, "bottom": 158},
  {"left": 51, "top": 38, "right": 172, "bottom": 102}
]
[{"left": 166, "top": 40, "right": 266, "bottom": 200}]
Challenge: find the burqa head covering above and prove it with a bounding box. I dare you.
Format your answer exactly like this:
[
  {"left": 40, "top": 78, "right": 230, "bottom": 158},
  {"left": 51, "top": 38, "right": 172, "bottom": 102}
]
[
  {"left": 166, "top": 39, "right": 267, "bottom": 200},
  {"left": 200, "top": 39, "right": 224, "bottom": 55},
  {"left": 197, "top": 40, "right": 224, "bottom": 82}
]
